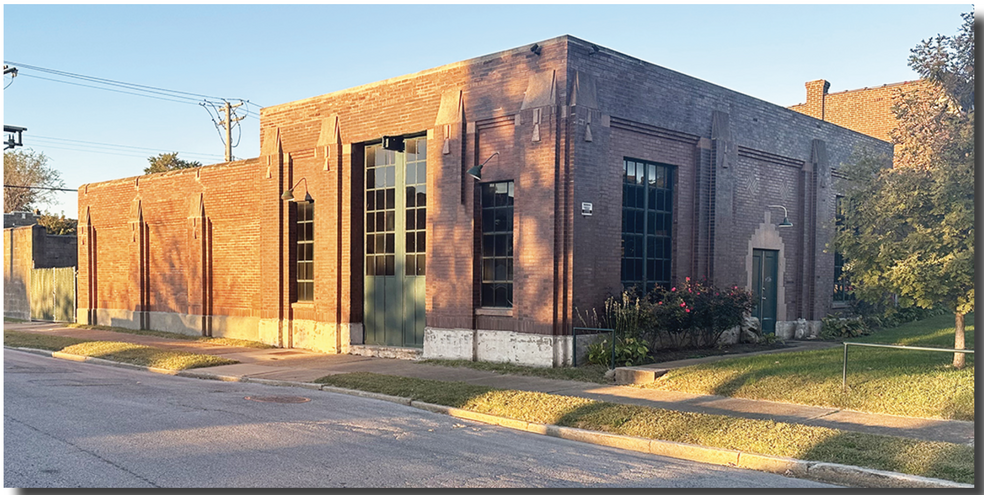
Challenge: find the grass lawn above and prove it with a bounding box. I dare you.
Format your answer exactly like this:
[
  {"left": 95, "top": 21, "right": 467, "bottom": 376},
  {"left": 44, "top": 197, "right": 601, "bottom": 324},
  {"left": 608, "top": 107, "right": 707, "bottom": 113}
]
[
  {"left": 316, "top": 372, "right": 973, "bottom": 484},
  {"left": 418, "top": 359, "right": 610, "bottom": 384},
  {"left": 643, "top": 314, "right": 974, "bottom": 420},
  {"left": 4, "top": 330, "right": 238, "bottom": 370},
  {"left": 65, "top": 323, "right": 274, "bottom": 349}
]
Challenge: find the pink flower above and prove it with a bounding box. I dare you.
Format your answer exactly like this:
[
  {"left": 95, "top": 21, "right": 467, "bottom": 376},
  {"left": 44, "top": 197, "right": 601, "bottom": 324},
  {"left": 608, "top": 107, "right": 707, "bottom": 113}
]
[
  {"left": 671, "top": 287, "right": 676, "bottom": 292},
  {"left": 685, "top": 308, "right": 690, "bottom": 313},
  {"left": 686, "top": 277, "right": 690, "bottom": 282},
  {"left": 658, "top": 301, "right": 662, "bottom": 305},
  {"left": 680, "top": 302, "right": 686, "bottom": 307}
]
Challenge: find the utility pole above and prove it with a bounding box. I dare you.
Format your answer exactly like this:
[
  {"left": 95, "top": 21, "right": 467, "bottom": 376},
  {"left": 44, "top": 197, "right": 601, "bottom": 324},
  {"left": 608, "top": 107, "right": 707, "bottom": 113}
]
[{"left": 218, "top": 100, "right": 245, "bottom": 162}]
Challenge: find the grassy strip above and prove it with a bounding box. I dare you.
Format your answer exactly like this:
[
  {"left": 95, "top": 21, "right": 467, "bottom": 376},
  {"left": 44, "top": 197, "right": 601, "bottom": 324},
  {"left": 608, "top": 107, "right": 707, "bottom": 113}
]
[
  {"left": 315, "top": 372, "right": 973, "bottom": 484},
  {"left": 65, "top": 323, "right": 274, "bottom": 349},
  {"left": 418, "top": 359, "right": 610, "bottom": 384},
  {"left": 643, "top": 314, "right": 974, "bottom": 420},
  {"left": 4, "top": 330, "right": 237, "bottom": 371}
]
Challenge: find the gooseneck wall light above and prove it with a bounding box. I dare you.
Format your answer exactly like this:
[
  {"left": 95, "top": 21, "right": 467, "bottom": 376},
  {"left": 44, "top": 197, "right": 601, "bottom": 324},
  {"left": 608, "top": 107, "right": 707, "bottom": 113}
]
[
  {"left": 281, "top": 177, "right": 313, "bottom": 202},
  {"left": 466, "top": 152, "right": 499, "bottom": 181},
  {"left": 767, "top": 204, "right": 793, "bottom": 228}
]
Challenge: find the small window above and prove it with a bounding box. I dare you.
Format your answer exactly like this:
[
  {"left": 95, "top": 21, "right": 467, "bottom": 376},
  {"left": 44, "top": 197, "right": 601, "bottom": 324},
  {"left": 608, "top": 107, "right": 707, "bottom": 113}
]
[
  {"left": 296, "top": 201, "right": 314, "bottom": 301},
  {"left": 481, "top": 181, "right": 514, "bottom": 308}
]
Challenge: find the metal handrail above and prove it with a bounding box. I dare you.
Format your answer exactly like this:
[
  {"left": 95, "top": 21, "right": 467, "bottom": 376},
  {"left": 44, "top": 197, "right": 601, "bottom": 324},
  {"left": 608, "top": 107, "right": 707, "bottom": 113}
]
[
  {"left": 572, "top": 327, "right": 616, "bottom": 369},
  {"left": 842, "top": 342, "right": 975, "bottom": 390}
]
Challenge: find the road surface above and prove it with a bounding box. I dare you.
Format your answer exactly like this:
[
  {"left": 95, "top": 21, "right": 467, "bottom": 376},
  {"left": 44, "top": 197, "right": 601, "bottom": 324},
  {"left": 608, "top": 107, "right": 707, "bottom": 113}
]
[{"left": 4, "top": 349, "right": 834, "bottom": 488}]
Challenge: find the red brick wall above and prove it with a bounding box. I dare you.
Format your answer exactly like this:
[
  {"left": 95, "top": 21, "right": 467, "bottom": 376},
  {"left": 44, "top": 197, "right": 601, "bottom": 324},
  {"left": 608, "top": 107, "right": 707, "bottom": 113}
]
[{"left": 789, "top": 79, "right": 931, "bottom": 142}]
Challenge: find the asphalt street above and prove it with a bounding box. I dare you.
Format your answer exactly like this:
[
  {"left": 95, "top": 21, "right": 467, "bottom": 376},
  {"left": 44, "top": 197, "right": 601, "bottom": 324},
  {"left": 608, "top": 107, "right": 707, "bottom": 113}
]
[{"left": 4, "top": 349, "right": 835, "bottom": 488}]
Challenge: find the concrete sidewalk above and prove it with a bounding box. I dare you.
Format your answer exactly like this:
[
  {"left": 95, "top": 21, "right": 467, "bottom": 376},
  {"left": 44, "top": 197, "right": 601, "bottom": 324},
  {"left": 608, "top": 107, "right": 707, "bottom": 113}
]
[{"left": 5, "top": 321, "right": 974, "bottom": 447}]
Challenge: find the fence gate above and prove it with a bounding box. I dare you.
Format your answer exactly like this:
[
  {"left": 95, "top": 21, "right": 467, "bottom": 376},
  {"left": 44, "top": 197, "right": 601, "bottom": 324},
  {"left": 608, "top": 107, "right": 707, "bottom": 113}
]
[{"left": 30, "top": 267, "right": 76, "bottom": 322}]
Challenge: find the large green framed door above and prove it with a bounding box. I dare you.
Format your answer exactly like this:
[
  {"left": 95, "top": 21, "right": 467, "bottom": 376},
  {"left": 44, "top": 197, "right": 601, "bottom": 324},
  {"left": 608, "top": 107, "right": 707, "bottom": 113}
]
[
  {"left": 751, "top": 249, "right": 778, "bottom": 335},
  {"left": 364, "top": 137, "right": 427, "bottom": 347}
]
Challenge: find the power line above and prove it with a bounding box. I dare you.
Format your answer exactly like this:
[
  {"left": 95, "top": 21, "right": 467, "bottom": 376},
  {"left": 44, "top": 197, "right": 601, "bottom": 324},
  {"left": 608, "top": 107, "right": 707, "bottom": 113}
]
[
  {"left": 30, "top": 134, "right": 224, "bottom": 159},
  {"left": 4, "top": 184, "right": 77, "bottom": 193},
  {"left": 18, "top": 74, "right": 202, "bottom": 106},
  {"left": 5, "top": 61, "right": 224, "bottom": 101}
]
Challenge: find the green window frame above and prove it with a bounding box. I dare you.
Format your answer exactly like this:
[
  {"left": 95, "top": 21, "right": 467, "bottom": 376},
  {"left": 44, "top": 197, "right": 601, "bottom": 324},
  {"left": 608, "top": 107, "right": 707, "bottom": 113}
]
[
  {"left": 481, "top": 181, "right": 514, "bottom": 308},
  {"left": 296, "top": 201, "right": 314, "bottom": 302},
  {"left": 621, "top": 158, "right": 673, "bottom": 292}
]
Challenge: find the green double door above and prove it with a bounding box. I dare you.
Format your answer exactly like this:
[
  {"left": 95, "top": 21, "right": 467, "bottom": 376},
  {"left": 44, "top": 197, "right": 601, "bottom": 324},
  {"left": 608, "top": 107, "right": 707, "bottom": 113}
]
[
  {"left": 364, "top": 138, "right": 427, "bottom": 347},
  {"left": 751, "top": 249, "right": 778, "bottom": 335}
]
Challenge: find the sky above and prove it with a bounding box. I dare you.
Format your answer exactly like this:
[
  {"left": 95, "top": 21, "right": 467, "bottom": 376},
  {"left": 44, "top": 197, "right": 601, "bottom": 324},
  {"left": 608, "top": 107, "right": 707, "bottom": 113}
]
[{"left": 2, "top": 3, "right": 972, "bottom": 220}]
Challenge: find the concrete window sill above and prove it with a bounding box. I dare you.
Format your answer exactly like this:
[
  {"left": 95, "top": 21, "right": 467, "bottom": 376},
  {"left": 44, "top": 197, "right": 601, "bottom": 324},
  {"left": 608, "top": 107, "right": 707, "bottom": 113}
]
[{"left": 475, "top": 308, "right": 513, "bottom": 317}]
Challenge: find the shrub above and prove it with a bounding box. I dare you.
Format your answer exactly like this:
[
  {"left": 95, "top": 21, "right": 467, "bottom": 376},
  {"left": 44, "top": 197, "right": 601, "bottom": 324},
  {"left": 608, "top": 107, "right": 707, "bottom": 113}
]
[
  {"left": 820, "top": 315, "right": 870, "bottom": 340},
  {"left": 646, "top": 278, "right": 754, "bottom": 350},
  {"left": 585, "top": 336, "right": 651, "bottom": 368}
]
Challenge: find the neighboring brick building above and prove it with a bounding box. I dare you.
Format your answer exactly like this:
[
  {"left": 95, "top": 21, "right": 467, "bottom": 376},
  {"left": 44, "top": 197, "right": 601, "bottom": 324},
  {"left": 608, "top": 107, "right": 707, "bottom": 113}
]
[
  {"left": 788, "top": 79, "right": 932, "bottom": 143},
  {"left": 77, "top": 36, "right": 891, "bottom": 366}
]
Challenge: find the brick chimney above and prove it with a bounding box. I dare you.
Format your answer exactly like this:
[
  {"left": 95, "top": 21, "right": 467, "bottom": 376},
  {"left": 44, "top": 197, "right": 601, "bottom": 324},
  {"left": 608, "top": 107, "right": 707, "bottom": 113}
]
[{"left": 803, "top": 79, "right": 830, "bottom": 120}]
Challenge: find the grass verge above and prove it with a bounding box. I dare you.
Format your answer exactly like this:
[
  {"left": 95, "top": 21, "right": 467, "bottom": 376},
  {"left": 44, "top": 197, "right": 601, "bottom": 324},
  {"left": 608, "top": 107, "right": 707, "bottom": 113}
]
[
  {"left": 642, "top": 314, "right": 974, "bottom": 420},
  {"left": 65, "top": 323, "right": 274, "bottom": 349},
  {"left": 4, "top": 330, "right": 238, "bottom": 370},
  {"left": 418, "top": 359, "right": 610, "bottom": 384},
  {"left": 315, "top": 372, "right": 973, "bottom": 484}
]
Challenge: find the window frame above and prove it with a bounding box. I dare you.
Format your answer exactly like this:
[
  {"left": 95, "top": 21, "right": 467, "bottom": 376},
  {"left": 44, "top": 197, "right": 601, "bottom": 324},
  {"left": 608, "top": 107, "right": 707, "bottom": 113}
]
[
  {"left": 295, "top": 200, "right": 314, "bottom": 302},
  {"left": 620, "top": 158, "right": 674, "bottom": 292},
  {"left": 480, "top": 180, "right": 514, "bottom": 308}
]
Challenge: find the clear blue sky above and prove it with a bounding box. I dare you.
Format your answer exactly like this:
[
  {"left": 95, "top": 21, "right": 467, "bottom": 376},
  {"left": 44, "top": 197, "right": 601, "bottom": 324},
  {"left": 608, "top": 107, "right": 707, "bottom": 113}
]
[{"left": 3, "top": 4, "right": 971, "bottom": 219}]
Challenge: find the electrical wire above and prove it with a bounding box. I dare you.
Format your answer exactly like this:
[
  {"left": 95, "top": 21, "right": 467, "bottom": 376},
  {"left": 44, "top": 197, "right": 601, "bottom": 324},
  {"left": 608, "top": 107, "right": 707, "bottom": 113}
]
[
  {"left": 4, "top": 61, "right": 224, "bottom": 101},
  {"left": 30, "top": 134, "right": 223, "bottom": 160},
  {"left": 19, "top": 74, "right": 200, "bottom": 106}
]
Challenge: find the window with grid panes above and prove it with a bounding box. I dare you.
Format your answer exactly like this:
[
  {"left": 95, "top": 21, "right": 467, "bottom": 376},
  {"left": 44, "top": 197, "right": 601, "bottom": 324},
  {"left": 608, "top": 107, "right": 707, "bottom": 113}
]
[
  {"left": 295, "top": 201, "right": 314, "bottom": 301},
  {"left": 481, "top": 181, "right": 514, "bottom": 307},
  {"left": 365, "top": 145, "right": 396, "bottom": 277},
  {"left": 621, "top": 159, "right": 673, "bottom": 292},
  {"left": 404, "top": 138, "right": 426, "bottom": 276}
]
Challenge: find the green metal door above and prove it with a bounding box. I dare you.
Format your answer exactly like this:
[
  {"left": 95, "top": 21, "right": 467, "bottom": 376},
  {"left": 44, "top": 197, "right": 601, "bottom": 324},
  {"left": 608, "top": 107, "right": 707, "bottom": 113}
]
[
  {"left": 752, "top": 249, "right": 778, "bottom": 335},
  {"left": 30, "top": 267, "right": 76, "bottom": 322},
  {"left": 364, "top": 137, "right": 426, "bottom": 347}
]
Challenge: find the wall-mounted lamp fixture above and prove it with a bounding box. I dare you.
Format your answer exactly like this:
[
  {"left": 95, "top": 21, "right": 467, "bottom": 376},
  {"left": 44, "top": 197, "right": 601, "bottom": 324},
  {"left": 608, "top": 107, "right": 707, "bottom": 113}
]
[
  {"left": 466, "top": 152, "right": 499, "bottom": 181},
  {"left": 767, "top": 204, "right": 793, "bottom": 228},
  {"left": 282, "top": 177, "right": 313, "bottom": 202},
  {"left": 530, "top": 43, "right": 541, "bottom": 56}
]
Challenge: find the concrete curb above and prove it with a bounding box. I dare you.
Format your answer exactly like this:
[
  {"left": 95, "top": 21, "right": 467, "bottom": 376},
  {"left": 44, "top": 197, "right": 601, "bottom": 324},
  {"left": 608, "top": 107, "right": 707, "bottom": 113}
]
[{"left": 7, "top": 346, "right": 973, "bottom": 489}]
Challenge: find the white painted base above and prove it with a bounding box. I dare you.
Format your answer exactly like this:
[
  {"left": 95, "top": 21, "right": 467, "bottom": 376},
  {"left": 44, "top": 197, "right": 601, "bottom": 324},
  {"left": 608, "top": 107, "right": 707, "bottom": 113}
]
[
  {"left": 423, "top": 327, "right": 592, "bottom": 368},
  {"left": 75, "top": 309, "right": 354, "bottom": 354}
]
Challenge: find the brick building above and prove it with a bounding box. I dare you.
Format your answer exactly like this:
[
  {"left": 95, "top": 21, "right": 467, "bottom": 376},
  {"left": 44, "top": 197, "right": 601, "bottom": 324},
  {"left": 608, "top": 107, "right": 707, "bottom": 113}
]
[
  {"left": 77, "top": 36, "right": 891, "bottom": 366},
  {"left": 788, "top": 78, "right": 931, "bottom": 143}
]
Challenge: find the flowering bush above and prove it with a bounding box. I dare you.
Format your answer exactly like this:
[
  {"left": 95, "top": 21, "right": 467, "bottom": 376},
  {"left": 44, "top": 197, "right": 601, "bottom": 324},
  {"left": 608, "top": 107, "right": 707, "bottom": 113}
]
[{"left": 647, "top": 278, "right": 754, "bottom": 349}]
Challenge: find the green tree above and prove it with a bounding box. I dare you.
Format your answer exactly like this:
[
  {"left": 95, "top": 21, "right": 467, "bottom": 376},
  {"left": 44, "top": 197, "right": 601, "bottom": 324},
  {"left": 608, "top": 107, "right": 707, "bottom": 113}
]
[
  {"left": 144, "top": 152, "right": 202, "bottom": 175},
  {"left": 4, "top": 149, "right": 64, "bottom": 213},
  {"left": 838, "top": 12, "right": 974, "bottom": 368},
  {"left": 37, "top": 211, "right": 77, "bottom": 235}
]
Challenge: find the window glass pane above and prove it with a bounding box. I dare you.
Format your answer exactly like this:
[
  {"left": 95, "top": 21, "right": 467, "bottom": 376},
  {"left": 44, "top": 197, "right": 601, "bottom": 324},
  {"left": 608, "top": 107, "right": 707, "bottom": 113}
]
[
  {"left": 376, "top": 190, "right": 385, "bottom": 211},
  {"left": 376, "top": 212, "right": 385, "bottom": 232},
  {"left": 648, "top": 164, "right": 656, "bottom": 186},
  {"left": 386, "top": 233, "right": 395, "bottom": 254},
  {"left": 483, "top": 235, "right": 494, "bottom": 255},
  {"left": 405, "top": 255, "right": 415, "bottom": 276},
  {"left": 417, "top": 209, "right": 426, "bottom": 230},
  {"left": 376, "top": 234, "right": 385, "bottom": 254},
  {"left": 367, "top": 256, "right": 375, "bottom": 276},
  {"left": 482, "top": 210, "right": 494, "bottom": 232},
  {"left": 375, "top": 168, "right": 385, "bottom": 188},
  {"left": 385, "top": 211, "right": 395, "bottom": 231},
  {"left": 385, "top": 189, "right": 395, "bottom": 209},
  {"left": 417, "top": 231, "right": 425, "bottom": 253},
  {"left": 385, "top": 255, "right": 394, "bottom": 276},
  {"left": 376, "top": 255, "right": 386, "bottom": 276},
  {"left": 406, "top": 162, "right": 416, "bottom": 184},
  {"left": 482, "top": 284, "right": 494, "bottom": 306},
  {"left": 416, "top": 186, "right": 426, "bottom": 206},
  {"left": 385, "top": 166, "right": 395, "bottom": 187},
  {"left": 406, "top": 210, "right": 416, "bottom": 230},
  {"left": 483, "top": 259, "right": 494, "bottom": 282},
  {"left": 406, "top": 232, "right": 415, "bottom": 253},
  {"left": 416, "top": 254, "right": 425, "bottom": 276},
  {"left": 406, "top": 186, "right": 416, "bottom": 207},
  {"left": 505, "top": 234, "right": 513, "bottom": 257},
  {"left": 495, "top": 234, "right": 507, "bottom": 257},
  {"left": 494, "top": 286, "right": 508, "bottom": 307},
  {"left": 366, "top": 234, "right": 375, "bottom": 254},
  {"left": 367, "top": 191, "right": 375, "bottom": 211},
  {"left": 417, "top": 163, "right": 426, "bottom": 184}
]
